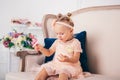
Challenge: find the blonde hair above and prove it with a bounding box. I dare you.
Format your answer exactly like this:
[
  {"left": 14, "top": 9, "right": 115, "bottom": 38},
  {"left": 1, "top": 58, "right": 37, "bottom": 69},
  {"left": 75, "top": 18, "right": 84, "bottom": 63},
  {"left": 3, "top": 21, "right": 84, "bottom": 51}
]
[{"left": 52, "top": 13, "right": 74, "bottom": 29}]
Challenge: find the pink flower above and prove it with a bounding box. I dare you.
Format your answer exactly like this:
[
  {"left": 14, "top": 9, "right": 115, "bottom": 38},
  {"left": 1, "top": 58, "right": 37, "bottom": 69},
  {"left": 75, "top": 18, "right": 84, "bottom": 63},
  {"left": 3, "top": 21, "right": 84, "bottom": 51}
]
[
  {"left": 3, "top": 40, "right": 10, "bottom": 47},
  {"left": 29, "top": 33, "right": 38, "bottom": 47}
]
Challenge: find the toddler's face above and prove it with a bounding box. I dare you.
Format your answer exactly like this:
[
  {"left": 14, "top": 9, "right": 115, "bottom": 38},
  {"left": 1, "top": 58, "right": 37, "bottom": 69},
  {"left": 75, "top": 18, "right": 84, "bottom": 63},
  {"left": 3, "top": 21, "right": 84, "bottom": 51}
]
[{"left": 54, "top": 24, "right": 73, "bottom": 42}]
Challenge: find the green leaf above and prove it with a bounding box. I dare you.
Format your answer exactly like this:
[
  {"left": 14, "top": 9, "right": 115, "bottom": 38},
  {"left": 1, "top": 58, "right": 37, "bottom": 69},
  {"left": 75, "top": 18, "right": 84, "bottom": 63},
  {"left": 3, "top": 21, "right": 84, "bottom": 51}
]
[
  {"left": 21, "top": 40, "right": 25, "bottom": 44},
  {"left": 9, "top": 42, "right": 14, "bottom": 48},
  {"left": 6, "top": 38, "right": 10, "bottom": 41},
  {"left": 13, "top": 29, "right": 17, "bottom": 33},
  {"left": 26, "top": 37, "right": 32, "bottom": 41}
]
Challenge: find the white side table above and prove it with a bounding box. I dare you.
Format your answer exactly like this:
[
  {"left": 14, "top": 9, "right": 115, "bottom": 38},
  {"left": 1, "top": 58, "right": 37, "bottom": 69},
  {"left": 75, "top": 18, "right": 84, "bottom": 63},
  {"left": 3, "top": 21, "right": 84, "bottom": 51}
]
[{"left": 8, "top": 49, "right": 20, "bottom": 72}]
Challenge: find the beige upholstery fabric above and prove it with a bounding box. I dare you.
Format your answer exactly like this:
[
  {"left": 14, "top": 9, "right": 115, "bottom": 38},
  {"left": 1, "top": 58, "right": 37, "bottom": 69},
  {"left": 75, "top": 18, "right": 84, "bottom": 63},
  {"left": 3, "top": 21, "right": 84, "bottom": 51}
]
[
  {"left": 6, "top": 72, "right": 37, "bottom": 80},
  {"left": 6, "top": 72, "right": 115, "bottom": 80},
  {"left": 25, "top": 54, "right": 45, "bottom": 72}
]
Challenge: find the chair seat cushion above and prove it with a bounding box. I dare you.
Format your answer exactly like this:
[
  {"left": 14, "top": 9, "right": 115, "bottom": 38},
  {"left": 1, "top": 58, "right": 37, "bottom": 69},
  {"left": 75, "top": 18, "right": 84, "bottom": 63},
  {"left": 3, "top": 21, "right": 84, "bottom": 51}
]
[
  {"left": 6, "top": 72, "right": 115, "bottom": 80},
  {"left": 5, "top": 72, "right": 37, "bottom": 80}
]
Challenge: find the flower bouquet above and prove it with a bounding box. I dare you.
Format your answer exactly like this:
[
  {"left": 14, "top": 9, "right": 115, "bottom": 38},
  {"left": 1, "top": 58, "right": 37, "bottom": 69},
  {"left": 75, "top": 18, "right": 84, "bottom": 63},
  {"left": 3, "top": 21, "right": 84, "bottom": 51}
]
[{"left": 0, "top": 29, "right": 38, "bottom": 50}]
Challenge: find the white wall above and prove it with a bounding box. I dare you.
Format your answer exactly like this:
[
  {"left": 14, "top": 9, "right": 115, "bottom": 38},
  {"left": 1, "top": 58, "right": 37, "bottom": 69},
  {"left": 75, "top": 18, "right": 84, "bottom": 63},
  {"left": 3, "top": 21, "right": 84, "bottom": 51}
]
[
  {"left": 1, "top": 0, "right": 120, "bottom": 36},
  {"left": 0, "top": 0, "right": 78, "bottom": 35}
]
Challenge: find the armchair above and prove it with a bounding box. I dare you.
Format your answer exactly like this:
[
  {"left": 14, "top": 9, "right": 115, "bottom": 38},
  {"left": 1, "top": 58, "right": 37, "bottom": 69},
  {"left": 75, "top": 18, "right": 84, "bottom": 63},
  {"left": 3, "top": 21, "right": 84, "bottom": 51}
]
[{"left": 6, "top": 5, "right": 120, "bottom": 80}]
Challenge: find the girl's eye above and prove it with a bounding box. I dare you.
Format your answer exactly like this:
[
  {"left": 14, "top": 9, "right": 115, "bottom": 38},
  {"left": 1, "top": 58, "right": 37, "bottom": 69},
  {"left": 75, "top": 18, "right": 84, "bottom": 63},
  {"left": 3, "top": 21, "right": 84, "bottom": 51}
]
[
  {"left": 61, "top": 33, "right": 64, "bottom": 35},
  {"left": 56, "top": 33, "right": 64, "bottom": 35}
]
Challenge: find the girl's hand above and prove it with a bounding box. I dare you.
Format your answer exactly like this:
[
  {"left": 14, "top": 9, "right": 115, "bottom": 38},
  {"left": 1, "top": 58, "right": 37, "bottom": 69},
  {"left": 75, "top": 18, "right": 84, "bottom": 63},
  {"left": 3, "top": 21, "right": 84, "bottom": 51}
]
[
  {"left": 34, "top": 44, "right": 39, "bottom": 51},
  {"left": 34, "top": 44, "right": 41, "bottom": 51},
  {"left": 57, "top": 54, "right": 69, "bottom": 62}
]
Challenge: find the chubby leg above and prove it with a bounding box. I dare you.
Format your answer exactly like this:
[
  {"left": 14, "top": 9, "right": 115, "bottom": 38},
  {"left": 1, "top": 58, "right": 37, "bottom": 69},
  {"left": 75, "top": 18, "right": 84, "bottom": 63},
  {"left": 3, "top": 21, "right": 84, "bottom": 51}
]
[
  {"left": 35, "top": 68, "right": 48, "bottom": 80},
  {"left": 58, "top": 73, "right": 68, "bottom": 80}
]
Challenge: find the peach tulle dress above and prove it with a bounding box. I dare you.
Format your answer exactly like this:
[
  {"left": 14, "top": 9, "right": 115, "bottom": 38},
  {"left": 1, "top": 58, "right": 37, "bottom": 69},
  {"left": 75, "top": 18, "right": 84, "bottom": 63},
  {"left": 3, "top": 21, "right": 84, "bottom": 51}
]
[{"left": 39, "top": 38, "right": 84, "bottom": 79}]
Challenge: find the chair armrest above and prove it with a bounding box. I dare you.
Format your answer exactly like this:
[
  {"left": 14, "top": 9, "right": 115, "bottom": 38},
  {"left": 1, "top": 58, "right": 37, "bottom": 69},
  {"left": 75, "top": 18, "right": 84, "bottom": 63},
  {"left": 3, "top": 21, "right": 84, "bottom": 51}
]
[
  {"left": 25, "top": 53, "right": 45, "bottom": 72},
  {"left": 16, "top": 51, "right": 45, "bottom": 72}
]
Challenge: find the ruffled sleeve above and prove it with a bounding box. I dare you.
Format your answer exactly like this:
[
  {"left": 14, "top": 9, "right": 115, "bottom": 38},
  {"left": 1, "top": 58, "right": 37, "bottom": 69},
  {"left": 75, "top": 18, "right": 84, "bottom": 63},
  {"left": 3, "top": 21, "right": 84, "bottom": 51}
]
[{"left": 73, "top": 39, "right": 82, "bottom": 53}]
